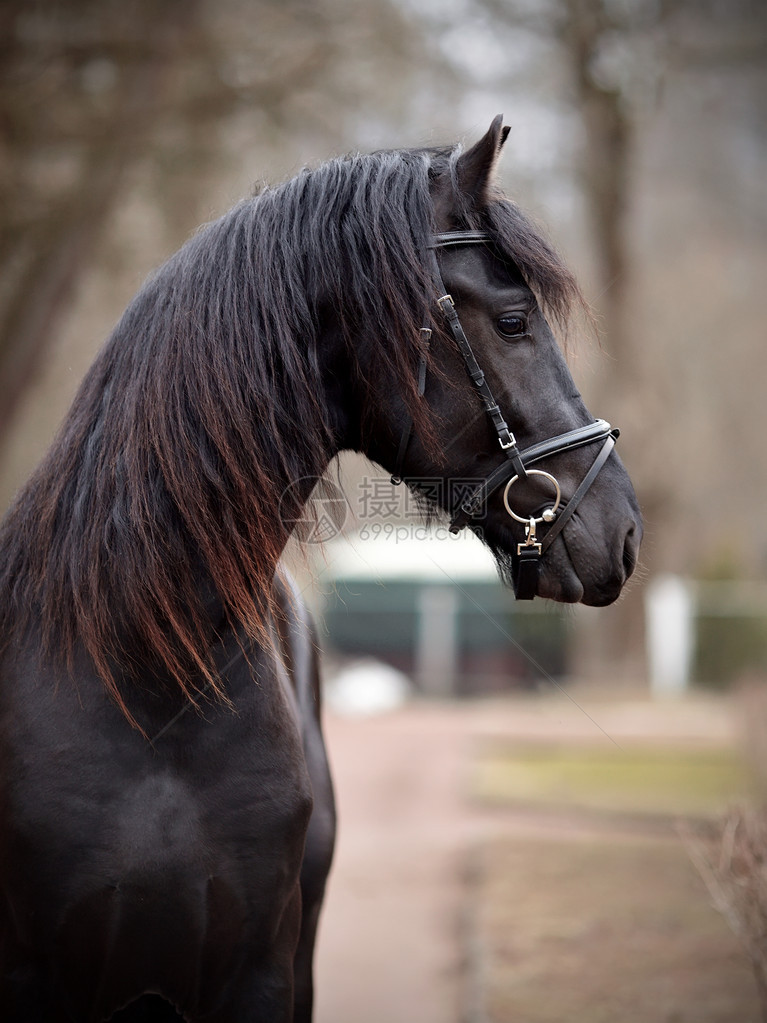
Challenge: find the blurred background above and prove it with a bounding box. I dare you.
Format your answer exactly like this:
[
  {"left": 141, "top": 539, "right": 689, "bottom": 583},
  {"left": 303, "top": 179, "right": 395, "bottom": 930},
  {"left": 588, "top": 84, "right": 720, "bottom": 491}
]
[
  {"left": 2, "top": 0, "right": 766, "bottom": 693},
  {"left": 2, "top": 1, "right": 767, "bottom": 1019}
]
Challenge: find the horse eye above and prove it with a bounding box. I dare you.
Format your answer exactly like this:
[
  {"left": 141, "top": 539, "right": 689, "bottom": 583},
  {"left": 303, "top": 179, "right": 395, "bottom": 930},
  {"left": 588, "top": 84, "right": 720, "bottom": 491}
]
[{"left": 496, "top": 314, "right": 528, "bottom": 339}]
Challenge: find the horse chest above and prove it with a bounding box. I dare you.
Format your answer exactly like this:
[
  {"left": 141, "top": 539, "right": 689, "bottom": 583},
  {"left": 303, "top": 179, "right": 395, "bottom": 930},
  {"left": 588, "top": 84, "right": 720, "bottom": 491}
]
[{"left": 0, "top": 648, "right": 314, "bottom": 960}]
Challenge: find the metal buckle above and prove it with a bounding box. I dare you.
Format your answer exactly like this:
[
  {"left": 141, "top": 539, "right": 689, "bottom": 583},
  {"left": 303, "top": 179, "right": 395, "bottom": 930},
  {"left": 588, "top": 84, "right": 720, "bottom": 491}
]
[
  {"left": 503, "top": 469, "right": 561, "bottom": 525},
  {"left": 499, "top": 431, "right": 517, "bottom": 450},
  {"left": 517, "top": 517, "right": 542, "bottom": 556}
]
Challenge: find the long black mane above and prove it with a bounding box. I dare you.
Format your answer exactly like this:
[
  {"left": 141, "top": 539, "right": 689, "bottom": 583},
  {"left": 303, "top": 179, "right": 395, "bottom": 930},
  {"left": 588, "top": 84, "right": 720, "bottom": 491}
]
[{"left": 0, "top": 141, "right": 581, "bottom": 722}]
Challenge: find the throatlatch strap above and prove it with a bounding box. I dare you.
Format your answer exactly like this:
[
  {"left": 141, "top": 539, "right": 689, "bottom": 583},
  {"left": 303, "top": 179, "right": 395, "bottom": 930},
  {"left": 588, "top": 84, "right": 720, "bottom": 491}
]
[{"left": 390, "top": 328, "right": 431, "bottom": 485}]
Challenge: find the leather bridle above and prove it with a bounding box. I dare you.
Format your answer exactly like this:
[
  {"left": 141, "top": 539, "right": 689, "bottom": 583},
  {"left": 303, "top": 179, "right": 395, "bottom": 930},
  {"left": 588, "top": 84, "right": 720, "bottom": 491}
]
[{"left": 391, "top": 229, "right": 619, "bottom": 600}]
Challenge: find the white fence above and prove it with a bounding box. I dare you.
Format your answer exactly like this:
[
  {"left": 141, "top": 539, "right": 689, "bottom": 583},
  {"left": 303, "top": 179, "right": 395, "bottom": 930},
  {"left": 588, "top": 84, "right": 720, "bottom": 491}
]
[{"left": 646, "top": 575, "right": 767, "bottom": 696}]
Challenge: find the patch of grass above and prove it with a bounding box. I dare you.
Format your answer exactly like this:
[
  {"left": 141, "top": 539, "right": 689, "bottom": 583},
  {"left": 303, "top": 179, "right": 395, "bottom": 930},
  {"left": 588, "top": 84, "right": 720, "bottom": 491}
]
[
  {"left": 471, "top": 745, "right": 750, "bottom": 818},
  {"left": 470, "top": 834, "right": 761, "bottom": 1023}
]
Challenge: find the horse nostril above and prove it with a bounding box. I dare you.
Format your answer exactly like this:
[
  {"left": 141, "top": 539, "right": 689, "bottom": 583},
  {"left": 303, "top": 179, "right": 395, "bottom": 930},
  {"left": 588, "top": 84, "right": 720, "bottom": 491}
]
[{"left": 622, "top": 524, "right": 639, "bottom": 579}]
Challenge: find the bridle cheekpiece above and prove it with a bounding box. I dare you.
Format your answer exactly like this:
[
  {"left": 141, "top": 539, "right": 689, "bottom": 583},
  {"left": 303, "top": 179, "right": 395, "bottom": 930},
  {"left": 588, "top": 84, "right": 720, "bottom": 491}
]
[{"left": 391, "top": 230, "right": 619, "bottom": 600}]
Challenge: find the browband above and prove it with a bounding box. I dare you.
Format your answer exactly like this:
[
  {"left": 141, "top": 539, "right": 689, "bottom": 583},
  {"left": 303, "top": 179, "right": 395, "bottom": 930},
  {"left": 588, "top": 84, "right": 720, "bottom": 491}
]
[{"left": 430, "top": 231, "right": 490, "bottom": 248}]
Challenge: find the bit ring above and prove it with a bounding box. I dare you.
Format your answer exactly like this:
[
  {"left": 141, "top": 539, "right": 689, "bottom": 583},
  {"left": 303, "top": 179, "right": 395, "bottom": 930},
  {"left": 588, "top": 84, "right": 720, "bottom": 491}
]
[{"left": 503, "top": 469, "right": 561, "bottom": 524}]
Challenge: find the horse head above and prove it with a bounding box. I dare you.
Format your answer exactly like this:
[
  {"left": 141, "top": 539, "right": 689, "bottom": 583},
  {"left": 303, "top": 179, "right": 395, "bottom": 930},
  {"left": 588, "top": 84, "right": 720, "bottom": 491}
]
[{"left": 356, "top": 117, "right": 642, "bottom": 605}]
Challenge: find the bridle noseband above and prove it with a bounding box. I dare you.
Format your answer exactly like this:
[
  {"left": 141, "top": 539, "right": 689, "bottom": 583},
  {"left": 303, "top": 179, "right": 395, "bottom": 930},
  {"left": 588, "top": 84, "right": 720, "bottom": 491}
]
[{"left": 391, "top": 230, "right": 619, "bottom": 601}]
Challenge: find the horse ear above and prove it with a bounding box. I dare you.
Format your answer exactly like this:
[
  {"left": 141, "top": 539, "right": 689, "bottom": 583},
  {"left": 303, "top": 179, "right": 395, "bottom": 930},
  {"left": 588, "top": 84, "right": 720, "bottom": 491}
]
[{"left": 456, "top": 115, "right": 509, "bottom": 206}]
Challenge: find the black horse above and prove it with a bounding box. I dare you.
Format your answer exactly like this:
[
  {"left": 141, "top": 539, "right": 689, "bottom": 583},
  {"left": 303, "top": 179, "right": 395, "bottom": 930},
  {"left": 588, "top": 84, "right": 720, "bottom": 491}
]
[{"left": 0, "top": 118, "right": 641, "bottom": 1021}]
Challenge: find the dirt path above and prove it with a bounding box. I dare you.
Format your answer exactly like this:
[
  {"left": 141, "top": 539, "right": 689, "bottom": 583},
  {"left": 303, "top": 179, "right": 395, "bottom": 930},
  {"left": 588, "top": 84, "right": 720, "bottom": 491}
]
[
  {"left": 312, "top": 695, "right": 738, "bottom": 1023},
  {"left": 314, "top": 703, "right": 473, "bottom": 1023}
]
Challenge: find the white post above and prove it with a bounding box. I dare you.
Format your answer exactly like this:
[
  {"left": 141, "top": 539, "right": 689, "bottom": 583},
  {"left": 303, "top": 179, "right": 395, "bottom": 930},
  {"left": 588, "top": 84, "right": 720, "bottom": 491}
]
[
  {"left": 646, "top": 574, "right": 694, "bottom": 698},
  {"left": 416, "top": 585, "right": 458, "bottom": 697}
]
